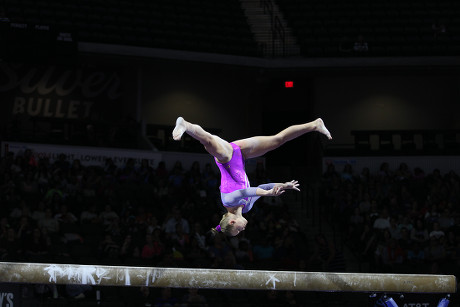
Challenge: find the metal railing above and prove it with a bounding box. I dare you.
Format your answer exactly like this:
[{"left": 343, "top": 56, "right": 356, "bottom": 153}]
[{"left": 260, "top": 0, "right": 286, "bottom": 57}]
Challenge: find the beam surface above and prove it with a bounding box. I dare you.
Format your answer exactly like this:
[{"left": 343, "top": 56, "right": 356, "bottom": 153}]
[{"left": 0, "top": 262, "right": 456, "bottom": 293}]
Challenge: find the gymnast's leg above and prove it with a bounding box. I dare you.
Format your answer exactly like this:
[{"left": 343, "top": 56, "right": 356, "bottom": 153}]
[
  {"left": 233, "top": 118, "right": 331, "bottom": 159},
  {"left": 172, "top": 117, "right": 233, "bottom": 163}
]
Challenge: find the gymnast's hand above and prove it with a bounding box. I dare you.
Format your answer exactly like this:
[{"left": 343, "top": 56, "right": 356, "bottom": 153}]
[
  {"left": 279, "top": 180, "right": 300, "bottom": 191},
  {"left": 269, "top": 180, "right": 300, "bottom": 196}
]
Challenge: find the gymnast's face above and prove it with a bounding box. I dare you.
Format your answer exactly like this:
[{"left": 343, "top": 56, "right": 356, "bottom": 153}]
[{"left": 229, "top": 216, "right": 247, "bottom": 236}]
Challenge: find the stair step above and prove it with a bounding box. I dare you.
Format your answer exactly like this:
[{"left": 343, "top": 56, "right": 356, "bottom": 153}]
[{"left": 240, "top": 0, "right": 300, "bottom": 57}]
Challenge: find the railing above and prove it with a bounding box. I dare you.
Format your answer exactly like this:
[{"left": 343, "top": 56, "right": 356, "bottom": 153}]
[{"left": 260, "top": 0, "right": 286, "bottom": 57}]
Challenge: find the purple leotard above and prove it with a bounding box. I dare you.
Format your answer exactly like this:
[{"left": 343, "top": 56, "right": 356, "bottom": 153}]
[
  {"left": 215, "top": 143, "right": 249, "bottom": 193},
  {"left": 215, "top": 143, "right": 275, "bottom": 213}
]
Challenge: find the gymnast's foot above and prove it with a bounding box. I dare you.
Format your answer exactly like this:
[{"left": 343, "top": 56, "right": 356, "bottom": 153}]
[
  {"left": 316, "top": 118, "right": 332, "bottom": 140},
  {"left": 172, "top": 117, "right": 187, "bottom": 141}
]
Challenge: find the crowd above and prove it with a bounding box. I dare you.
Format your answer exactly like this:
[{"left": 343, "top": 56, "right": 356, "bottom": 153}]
[
  {"left": 0, "top": 149, "right": 316, "bottom": 306},
  {"left": 3, "top": 147, "right": 457, "bottom": 306},
  {"left": 321, "top": 161, "right": 460, "bottom": 277}
]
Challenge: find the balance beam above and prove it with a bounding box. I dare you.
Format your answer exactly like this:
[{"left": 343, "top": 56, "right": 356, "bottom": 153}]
[{"left": 0, "top": 262, "right": 456, "bottom": 293}]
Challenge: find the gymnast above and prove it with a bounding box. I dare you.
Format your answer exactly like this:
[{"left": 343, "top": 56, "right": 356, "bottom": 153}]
[{"left": 172, "top": 116, "right": 332, "bottom": 236}]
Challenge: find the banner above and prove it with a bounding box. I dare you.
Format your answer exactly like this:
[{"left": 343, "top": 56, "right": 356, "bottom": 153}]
[
  {"left": 0, "top": 283, "right": 20, "bottom": 307},
  {"left": 0, "top": 61, "right": 133, "bottom": 142},
  {"left": 2, "top": 141, "right": 162, "bottom": 168}
]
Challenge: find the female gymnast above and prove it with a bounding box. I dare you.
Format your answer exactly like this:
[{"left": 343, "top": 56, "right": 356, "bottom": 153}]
[{"left": 172, "top": 116, "right": 332, "bottom": 237}]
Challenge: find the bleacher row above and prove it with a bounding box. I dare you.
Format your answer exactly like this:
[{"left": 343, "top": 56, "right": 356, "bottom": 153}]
[
  {"left": 2, "top": 0, "right": 460, "bottom": 58},
  {"left": 277, "top": 0, "right": 460, "bottom": 57},
  {"left": 3, "top": 0, "right": 260, "bottom": 57}
]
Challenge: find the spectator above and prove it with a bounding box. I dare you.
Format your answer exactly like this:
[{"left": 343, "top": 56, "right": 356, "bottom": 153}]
[
  {"left": 338, "top": 35, "right": 353, "bottom": 54},
  {"left": 309, "top": 233, "right": 346, "bottom": 272},
  {"left": 0, "top": 228, "right": 22, "bottom": 260},
  {"left": 38, "top": 208, "right": 60, "bottom": 236},
  {"left": 54, "top": 204, "right": 78, "bottom": 224},
  {"left": 373, "top": 208, "right": 391, "bottom": 230},
  {"left": 432, "top": 20, "right": 446, "bottom": 39},
  {"left": 410, "top": 219, "right": 429, "bottom": 244},
  {"left": 353, "top": 35, "right": 368, "bottom": 53},
  {"left": 234, "top": 239, "right": 253, "bottom": 264},
  {"left": 153, "top": 287, "right": 179, "bottom": 307},
  {"left": 425, "top": 237, "right": 446, "bottom": 264},
  {"left": 407, "top": 242, "right": 425, "bottom": 272},
  {"left": 80, "top": 203, "right": 100, "bottom": 224},
  {"left": 380, "top": 238, "right": 405, "bottom": 272},
  {"left": 252, "top": 236, "right": 275, "bottom": 262},
  {"left": 141, "top": 231, "right": 164, "bottom": 263},
  {"left": 171, "top": 223, "right": 190, "bottom": 255},
  {"left": 31, "top": 201, "right": 46, "bottom": 223},
  {"left": 429, "top": 222, "right": 445, "bottom": 240},
  {"left": 24, "top": 227, "right": 51, "bottom": 260},
  {"left": 181, "top": 288, "right": 208, "bottom": 307},
  {"left": 163, "top": 207, "right": 190, "bottom": 235},
  {"left": 120, "top": 234, "right": 140, "bottom": 263},
  {"left": 99, "top": 205, "right": 119, "bottom": 229}
]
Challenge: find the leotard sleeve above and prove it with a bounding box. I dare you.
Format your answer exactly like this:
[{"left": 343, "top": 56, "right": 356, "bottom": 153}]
[{"left": 221, "top": 183, "right": 276, "bottom": 211}]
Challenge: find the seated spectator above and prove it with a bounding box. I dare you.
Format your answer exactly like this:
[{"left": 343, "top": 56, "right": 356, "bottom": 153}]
[
  {"left": 388, "top": 218, "right": 402, "bottom": 240},
  {"left": 373, "top": 208, "right": 391, "bottom": 230},
  {"left": 407, "top": 242, "right": 425, "bottom": 269},
  {"left": 358, "top": 193, "right": 372, "bottom": 214},
  {"left": 38, "top": 208, "right": 60, "bottom": 235},
  {"left": 181, "top": 288, "right": 208, "bottom": 307},
  {"left": 397, "top": 216, "right": 413, "bottom": 232},
  {"left": 153, "top": 287, "right": 179, "bottom": 307},
  {"left": 54, "top": 204, "right": 78, "bottom": 224},
  {"left": 432, "top": 20, "right": 447, "bottom": 39},
  {"left": 353, "top": 35, "right": 368, "bottom": 53},
  {"left": 0, "top": 228, "right": 22, "bottom": 260},
  {"left": 395, "top": 163, "right": 412, "bottom": 181},
  {"left": 429, "top": 222, "right": 445, "bottom": 240},
  {"left": 168, "top": 161, "right": 185, "bottom": 191},
  {"left": 163, "top": 207, "right": 190, "bottom": 235},
  {"left": 338, "top": 36, "right": 353, "bottom": 54},
  {"left": 410, "top": 219, "right": 429, "bottom": 244},
  {"left": 185, "top": 236, "right": 209, "bottom": 267},
  {"left": 235, "top": 239, "right": 253, "bottom": 264},
  {"left": 253, "top": 237, "right": 275, "bottom": 261},
  {"left": 99, "top": 205, "right": 119, "bottom": 229},
  {"left": 341, "top": 163, "right": 354, "bottom": 182},
  {"left": 0, "top": 217, "right": 9, "bottom": 240},
  {"left": 438, "top": 208, "right": 455, "bottom": 230},
  {"left": 120, "top": 234, "right": 140, "bottom": 263},
  {"left": 398, "top": 227, "right": 413, "bottom": 250},
  {"left": 146, "top": 216, "right": 162, "bottom": 234},
  {"left": 191, "top": 222, "right": 207, "bottom": 251},
  {"left": 425, "top": 237, "right": 446, "bottom": 263},
  {"left": 171, "top": 223, "right": 190, "bottom": 255},
  {"left": 309, "top": 233, "right": 346, "bottom": 272},
  {"left": 80, "top": 203, "right": 100, "bottom": 224},
  {"left": 31, "top": 201, "right": 46, "bottom": 223},
  {"left": 349, "top": 207, "right": 364, "bottom": 238},
  {"left": 98, "top": 233, "right": 120, "bottom": 261},
  {"left": 207, "top": 233, "right": 231, "bottom": 261},
  {"left": 140, "top": 231, "right": 164, "bottom": 263},
  {"left": 16, "top": 215, "right": 34, "bottom": 241},
  {"left": 65, "top": 285, "right": 93, "bottom": 300},
  {"left": 24, "top": 227, "right": 51, "bottom": 260},
  {"left": 380, "top": 238, "right": 405, "bottom": 272}
]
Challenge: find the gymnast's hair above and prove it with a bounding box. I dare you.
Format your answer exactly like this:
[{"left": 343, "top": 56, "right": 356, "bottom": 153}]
[{"left": 208, "top": 213, "right": 236, "bottom": 238}]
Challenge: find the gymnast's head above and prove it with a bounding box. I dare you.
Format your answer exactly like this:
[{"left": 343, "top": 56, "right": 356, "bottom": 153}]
[{"left": 211, "top": 212, "right": 247, "bottom": 237}]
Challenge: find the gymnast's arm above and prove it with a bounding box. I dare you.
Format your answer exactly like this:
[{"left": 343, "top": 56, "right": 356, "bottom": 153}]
[
  {"left": 222, "top": 181, "right": 300, "bottom": 204},
  {"left": 257, "top": 180, "right": 300, "bottom": 196}
]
